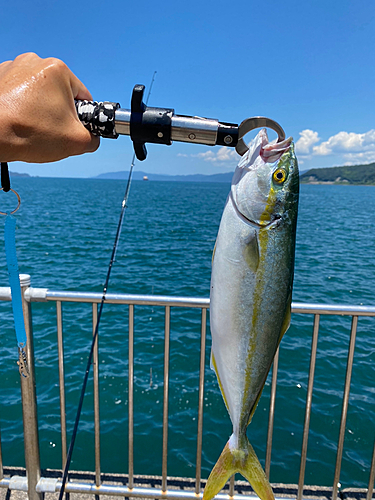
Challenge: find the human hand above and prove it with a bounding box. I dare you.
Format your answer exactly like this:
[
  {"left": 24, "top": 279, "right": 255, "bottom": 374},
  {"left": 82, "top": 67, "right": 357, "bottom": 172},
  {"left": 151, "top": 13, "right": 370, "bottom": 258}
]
[{"left": 0, "top": 52, "right": 100, "bottom": 163}]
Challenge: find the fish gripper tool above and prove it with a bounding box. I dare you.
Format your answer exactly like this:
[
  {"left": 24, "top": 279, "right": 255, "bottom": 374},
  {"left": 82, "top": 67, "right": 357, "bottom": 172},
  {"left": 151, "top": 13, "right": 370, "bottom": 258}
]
[{"left": 75, "top": 84, "right": 285, "bottom": 161}]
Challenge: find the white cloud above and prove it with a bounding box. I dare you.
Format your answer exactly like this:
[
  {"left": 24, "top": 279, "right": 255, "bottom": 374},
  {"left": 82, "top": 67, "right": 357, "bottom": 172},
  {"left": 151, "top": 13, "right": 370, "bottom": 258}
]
[
  {"left": 196, "top": 146, "right": 239, "bottom": 164},
  {"left": 189, "top": 129, "right": 375, "bottom": 168},
  {"left": 295, "top": 129, "right": 320, "bottom": 155},
  {"left": 312, "top": 129, "right": 375, "bottom": 156},
  {"left": 294, "top": 128, "right": 375, "bottom": 165},
  {"left": 342, "top": 151, "right": 375, "bottom": 165}
]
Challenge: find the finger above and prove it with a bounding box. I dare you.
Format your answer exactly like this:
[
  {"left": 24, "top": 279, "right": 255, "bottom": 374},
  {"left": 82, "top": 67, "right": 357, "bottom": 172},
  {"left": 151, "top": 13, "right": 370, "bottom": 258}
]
[
  {"left": 85, "top": 135, "right": 100, "bottom": 153},
  {"left": 71, "top": 119, "right": 101, "bottom": 154},
  {"left": 0, "top": 60, "right": 12, "bottom": 77},
  {"left": 72, "top": 129, "right": 100, "bottom": 155},
  {"left": 70, "top": 72, "right": 93, "bottom": 101}
]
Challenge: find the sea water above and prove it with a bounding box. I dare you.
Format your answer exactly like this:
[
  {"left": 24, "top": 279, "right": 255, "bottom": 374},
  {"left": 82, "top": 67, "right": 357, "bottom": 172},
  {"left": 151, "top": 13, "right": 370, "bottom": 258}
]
[{"left": 0, "top": 178, "right": 374, "bottom": 489}]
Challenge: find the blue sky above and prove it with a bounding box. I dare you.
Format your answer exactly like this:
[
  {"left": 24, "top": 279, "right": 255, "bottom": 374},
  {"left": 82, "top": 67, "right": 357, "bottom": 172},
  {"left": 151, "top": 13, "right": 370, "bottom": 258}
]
[{"left": 2, "top": 0, "right": 375, "bottom": 177}]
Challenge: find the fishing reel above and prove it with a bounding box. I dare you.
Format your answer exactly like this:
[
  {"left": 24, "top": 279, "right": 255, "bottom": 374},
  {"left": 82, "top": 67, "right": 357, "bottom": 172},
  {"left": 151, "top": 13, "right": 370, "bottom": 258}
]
[{"left": 75, "top": 84, "right": 286, "bottom": 161}]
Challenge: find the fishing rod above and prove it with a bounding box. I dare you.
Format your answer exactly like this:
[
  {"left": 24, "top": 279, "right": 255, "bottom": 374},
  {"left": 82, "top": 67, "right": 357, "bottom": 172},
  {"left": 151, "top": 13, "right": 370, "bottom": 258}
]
[
  {"left": 75, "top": 85, "right": 286, "bottom": 161},
  {"left": 57, "top": 75, "right": 158, "bottom": 500}
]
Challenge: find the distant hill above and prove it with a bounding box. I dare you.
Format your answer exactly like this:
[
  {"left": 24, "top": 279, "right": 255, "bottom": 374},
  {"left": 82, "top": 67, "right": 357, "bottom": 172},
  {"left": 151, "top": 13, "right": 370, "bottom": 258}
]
[
  {"left": 300, "top": 162, "right": 375, "bottom": 185},
  {"left": 9, "top": 171, "right": 31, "bottom": 178},
  {"left": 93, "top": 170, "right": 233, "bottom": 183}
]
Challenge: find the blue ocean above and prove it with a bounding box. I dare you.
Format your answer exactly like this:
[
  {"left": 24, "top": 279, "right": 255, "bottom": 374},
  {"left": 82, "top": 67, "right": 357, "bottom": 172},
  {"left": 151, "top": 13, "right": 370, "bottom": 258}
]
[{"left": 0, "top": 178, "right": 374, "bottom": 489}]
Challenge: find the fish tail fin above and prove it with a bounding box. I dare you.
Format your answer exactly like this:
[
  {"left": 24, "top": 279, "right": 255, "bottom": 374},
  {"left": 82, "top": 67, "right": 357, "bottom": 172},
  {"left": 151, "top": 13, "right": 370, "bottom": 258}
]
[{"left": 203, "top": 435, "right": 274, "bottom": 500}]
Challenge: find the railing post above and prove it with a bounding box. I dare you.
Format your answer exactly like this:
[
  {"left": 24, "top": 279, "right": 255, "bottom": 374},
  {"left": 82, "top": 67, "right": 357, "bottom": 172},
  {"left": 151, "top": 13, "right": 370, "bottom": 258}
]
[
  {"left": 20, "top": 274, "right": 43, "bottom": 500},
  {"left": 0, "top": 425, "right": 3, "bottom": 481}
]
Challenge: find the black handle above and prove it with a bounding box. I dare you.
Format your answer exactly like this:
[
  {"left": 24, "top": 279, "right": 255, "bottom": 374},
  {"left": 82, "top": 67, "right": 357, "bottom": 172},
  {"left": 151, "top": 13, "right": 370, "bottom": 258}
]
[
  {"left": 130, "top": 85, "right": 174, "bottom": 161},
  {"left": 75, "top": 100, "right": 120, "bottom": 139}
]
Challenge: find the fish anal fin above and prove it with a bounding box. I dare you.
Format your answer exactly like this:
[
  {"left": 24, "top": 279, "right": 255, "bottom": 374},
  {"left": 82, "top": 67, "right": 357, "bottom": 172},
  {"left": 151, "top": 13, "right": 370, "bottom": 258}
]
[
  {"left": 203, "top": 435, "right": 274, "bottom": 500},
  {"left": 212, "top": 240, "right": 217, "bottom": 265},
  {"left": 243, "top": 232, "right": 259, "bottom": 272},
  {"left": 211, "top": 352, "right": 230, "bottom": 412}
]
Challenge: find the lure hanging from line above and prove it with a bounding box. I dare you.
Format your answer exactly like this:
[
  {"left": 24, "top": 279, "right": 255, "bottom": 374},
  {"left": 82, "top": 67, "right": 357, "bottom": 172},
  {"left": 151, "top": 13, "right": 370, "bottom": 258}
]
[{"left": 1, "top": 163, "right": 29, "bottom": 378}]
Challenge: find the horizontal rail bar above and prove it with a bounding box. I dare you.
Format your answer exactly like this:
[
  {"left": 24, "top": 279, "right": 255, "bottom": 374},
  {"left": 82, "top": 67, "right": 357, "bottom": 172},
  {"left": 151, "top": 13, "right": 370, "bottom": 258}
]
[
  {"left": 291, "top": 303, "right": 375, "bottom": 316},
  {"left": 0, "top": 478, "right": 10, "bottom": 489},
  {"left": 54, "top": 481, "right": 268, "bottom": 500},
  {"left": 45, "top": 291, "right": 210, "bottom": 308},
  {"left": 2, "top": 286, "right": 375, "bottom": 316},
  {"left": 0, "top": 474, "right": 338, "bottom": 500}
]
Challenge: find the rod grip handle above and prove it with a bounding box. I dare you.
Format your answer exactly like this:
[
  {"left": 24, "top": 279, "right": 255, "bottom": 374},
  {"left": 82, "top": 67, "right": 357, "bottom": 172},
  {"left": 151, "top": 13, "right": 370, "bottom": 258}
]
[{"left": 75, "top": 100, "right": 120, "bottom": 139}]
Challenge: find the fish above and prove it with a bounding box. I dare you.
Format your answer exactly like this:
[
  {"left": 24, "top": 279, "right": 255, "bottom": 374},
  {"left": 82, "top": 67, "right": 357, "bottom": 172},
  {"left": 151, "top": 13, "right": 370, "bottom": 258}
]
[{"left": 204, "top": 129, "right": 299, "bottom": 500}]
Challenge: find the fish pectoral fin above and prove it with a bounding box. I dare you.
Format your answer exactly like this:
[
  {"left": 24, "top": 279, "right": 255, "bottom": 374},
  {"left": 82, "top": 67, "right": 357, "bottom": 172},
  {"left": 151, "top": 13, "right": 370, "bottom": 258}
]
[
  {"left": 243, "top": 232, "right": 260, "bottom": 272},
  {"left": 203, "top": 435, "right": 274, "bottom": 500}
]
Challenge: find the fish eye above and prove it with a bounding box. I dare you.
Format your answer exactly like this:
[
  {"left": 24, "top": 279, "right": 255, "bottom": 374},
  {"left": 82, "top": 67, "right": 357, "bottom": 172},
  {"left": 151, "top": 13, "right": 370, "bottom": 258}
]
[{"left": 273, "top": 168, "right": 287, "bottom": 184}]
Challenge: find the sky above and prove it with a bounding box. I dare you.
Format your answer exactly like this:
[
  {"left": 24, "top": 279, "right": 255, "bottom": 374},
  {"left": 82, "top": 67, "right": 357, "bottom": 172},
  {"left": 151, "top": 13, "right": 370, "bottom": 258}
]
[{"left": 2, "top": 0, "right": 375, "bottom": 178}]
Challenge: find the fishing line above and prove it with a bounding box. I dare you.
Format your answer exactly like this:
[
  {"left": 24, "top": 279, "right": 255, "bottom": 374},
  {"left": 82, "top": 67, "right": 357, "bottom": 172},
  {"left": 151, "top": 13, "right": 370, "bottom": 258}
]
[{"left": 58, "top": 71, "right": 157, "bottom": 500}]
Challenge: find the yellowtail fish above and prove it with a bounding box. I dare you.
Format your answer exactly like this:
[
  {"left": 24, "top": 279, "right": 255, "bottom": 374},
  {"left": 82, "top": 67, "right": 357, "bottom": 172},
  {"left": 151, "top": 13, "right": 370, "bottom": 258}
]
[{"left": 205, "top": 129, "right": 299, "bottom": 500}]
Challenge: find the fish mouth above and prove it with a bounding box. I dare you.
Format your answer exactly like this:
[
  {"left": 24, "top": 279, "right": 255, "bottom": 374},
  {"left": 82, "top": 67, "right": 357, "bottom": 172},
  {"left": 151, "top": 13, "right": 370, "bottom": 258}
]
[{"left": 230, "top": 191, "right": 281, "bottom": 229}]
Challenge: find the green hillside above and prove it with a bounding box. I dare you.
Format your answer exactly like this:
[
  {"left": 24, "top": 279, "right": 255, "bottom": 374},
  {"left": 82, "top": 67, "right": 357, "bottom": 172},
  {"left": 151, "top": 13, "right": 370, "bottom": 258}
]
[{"left": 300, "top": 162, "right": 375, "bottom": 185}]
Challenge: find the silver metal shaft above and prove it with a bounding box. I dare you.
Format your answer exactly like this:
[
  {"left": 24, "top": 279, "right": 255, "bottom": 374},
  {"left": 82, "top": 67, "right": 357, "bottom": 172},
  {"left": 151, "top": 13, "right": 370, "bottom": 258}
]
[
  {"left": 195, "top": 308, "right": 207, "bottom": 495},
  {"left": 20, "top": 274, "right": 43, "bottom": 500},
  {"left": 56, "top": 301, "right": 67, "bottom": 467},
  {"left": 93, "top": 303, "right": 101, "bottom": 487},
  {"left": 265, "top": 347, "right": 279, "bottom": 479},
  {"left": 128, "top": 304, "right": 135, "bottom": 490},
  {"left": 367, "top": 438, "right": 375, "bottom": 500},
  {"left": 162, "top": 306, "right": 171, "bottom": 492},
  {"left": 114, "top": 109, "right": 219, "bottom": 146},
  {"left": 332, "top": 315, "right": 358, "bottom": 500},
  {"left": 297, "top": 314, "right": 320, "bottom": 500}
]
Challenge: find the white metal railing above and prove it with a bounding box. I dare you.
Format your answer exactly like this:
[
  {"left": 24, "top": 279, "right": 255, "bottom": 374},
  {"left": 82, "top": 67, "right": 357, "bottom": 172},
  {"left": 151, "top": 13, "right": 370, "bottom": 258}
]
[{"left": 0, "top": 275, "right": 374, "bottom": 500}]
